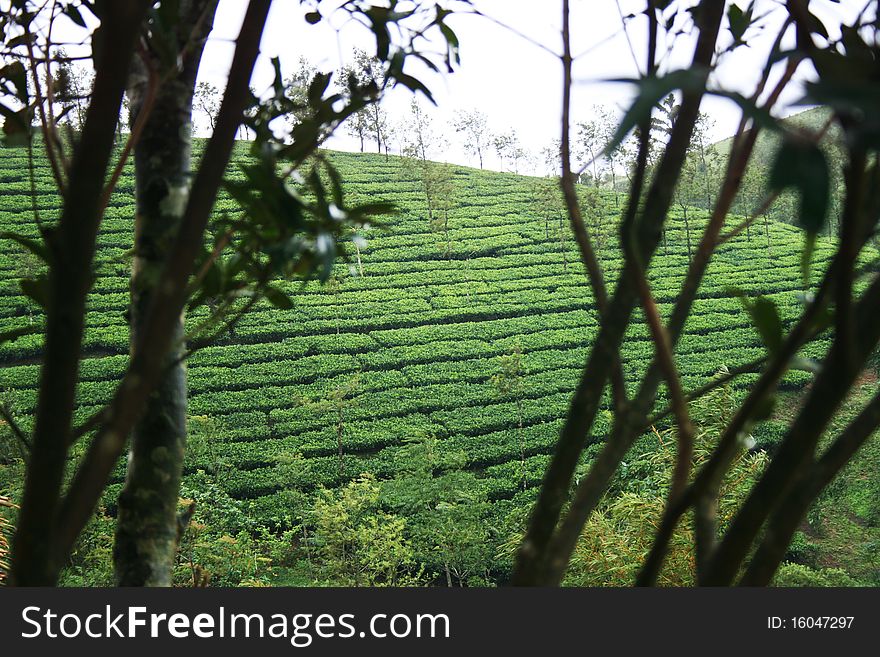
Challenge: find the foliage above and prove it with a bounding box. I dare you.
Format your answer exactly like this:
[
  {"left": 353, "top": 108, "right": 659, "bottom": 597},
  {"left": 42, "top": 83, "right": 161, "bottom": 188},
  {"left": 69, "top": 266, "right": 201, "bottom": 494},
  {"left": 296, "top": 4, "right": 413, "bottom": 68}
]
[
  {"left": 454, "top": 109, "right": 490, "bottom": 169},
  {"left": 311, "top": 474, "right": 421, "bottom": 586},
  {"left": 0, "top": 146, "right": 856, "bottom": 586},
  {"left": 565, "top": 387, "right": 768, "bottom": 587},
  {"left": 772, "top": 563, "right": 863, "bottom": 588},
  {"left": 2, "top": 0, "right": 879, "bottom": 588},
  {"left": 0, "top": 495, "right": 14, "bottom": 584},
  {"left": 382, "top": 436, "right": 493, "bottom": 586}
]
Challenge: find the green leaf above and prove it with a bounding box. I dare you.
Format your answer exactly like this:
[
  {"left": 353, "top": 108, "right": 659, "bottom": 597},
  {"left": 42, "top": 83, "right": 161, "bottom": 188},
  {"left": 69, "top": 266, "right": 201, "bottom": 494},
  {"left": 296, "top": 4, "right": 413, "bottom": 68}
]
[
  {"left": 263, "top": 285, "right": 293, "bottom": 310},
  {"left": 0, "top": 61, "right": 28, "bottom": 102},
  {"left": 752, "top": 394, "right": 776, "bottom": 422},
  {"left": 768, "top": 137, "right": 829, "bottom": 235},
  {"left": 20, "top": 276, "right": 49, "bottom": 309},
  {"left": 0, "top": 231, "right": 49, "bottom": 262},
  {"left": 730, "top": 288, "right": 783, "bottom": 356},
  {"left": 63, "top": 3, "right": 88, "bottom": 28},
  {"left": 708, "top": 90, "right": 779, "bottom": 132},
  {"left": 804, "top": 79, "right": 880, "bottom": 148},
  {"left": 790, "top": 356, "right": 821, "bottom": 374},
  {"left": 605, "top": 68, "right": 708, "bottom": 155},
  {"left": 351, "top": 201, "right": 396, "bottom": 221},
  {"left": 0, "top": 104, "right": 32, "bottom": 147},
  {"left": 727, "top": 4, "right": 746, "bottom": 42},
  {"left": 323, "top": 160, "right": 345, "bottom": 208},
  {"left": 393, "top": 72, "right": 434, "bottom": 103},
  {"left": 748, "top": 297, "right": 783, "bottom": 355},
  {"left": 307, "top": 72, "right": 331, "bottom": 106},
  {"left": 6, "top": 33, "right": 36, "bottom": 49}
]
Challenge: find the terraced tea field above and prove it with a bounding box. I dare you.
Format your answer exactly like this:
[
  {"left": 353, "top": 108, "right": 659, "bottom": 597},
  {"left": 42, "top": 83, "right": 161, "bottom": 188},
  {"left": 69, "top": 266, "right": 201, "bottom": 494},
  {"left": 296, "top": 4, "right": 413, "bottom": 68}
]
[{"left": 0, "top": 143, "right": 835, "bottom": 527}]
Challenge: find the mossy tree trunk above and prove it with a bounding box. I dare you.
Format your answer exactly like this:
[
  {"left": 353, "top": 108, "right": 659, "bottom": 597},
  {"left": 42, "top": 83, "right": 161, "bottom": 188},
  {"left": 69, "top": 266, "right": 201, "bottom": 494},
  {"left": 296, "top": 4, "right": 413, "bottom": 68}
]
[{"left": 114, "top": 0, "right": 219, "bottom": 587}]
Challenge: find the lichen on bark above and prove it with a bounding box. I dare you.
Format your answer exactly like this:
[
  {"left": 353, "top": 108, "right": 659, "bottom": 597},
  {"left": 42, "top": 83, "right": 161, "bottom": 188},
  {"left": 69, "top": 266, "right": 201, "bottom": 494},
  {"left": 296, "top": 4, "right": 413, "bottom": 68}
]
[{"left": 113, "top": 0, "right": 219, "bottom": 587}]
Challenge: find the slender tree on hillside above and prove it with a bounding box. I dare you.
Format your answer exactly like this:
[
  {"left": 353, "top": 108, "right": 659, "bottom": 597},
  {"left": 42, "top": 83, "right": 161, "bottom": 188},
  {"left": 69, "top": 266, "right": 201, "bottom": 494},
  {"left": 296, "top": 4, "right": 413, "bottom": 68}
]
[
  {"left": 284, "top": 56, "right": 320, "bottom": 132},
  {"left": 428, "top": 162, "right": 456, "bottom": 258},
  {"left": 345, "top": 109, "right": 369, "bottom": 152},
  {"left": 52, "top": 48, "right": 93, "bottom": 133},
  {"left": 674, "top": 153, "right": 699, "bottom": 259},
  {"left": 737, "top": 163, "right": 774, "bottom": 258},
  {"left": 193, "top": 81, "right": 221, "bottom": 132},
  {"left": 492, "top": 129, "right": 519, "bottom": 172},
  {"left": 576, "top": 116, "right": 603, "bottom": 187},
  {"left": 341, "top": 49, "right": 389, "bottom": 154},
  {"left": 692, "top": 110, "right": 718, "bottom": 209},
  {"left": 296, "top": 374, "right": 361, "bottom": 476},
  {"left": 540, "top": 139, "right": 562, "bottom": 177},
  {"left": 404, "top": 97, "right": 434, "bottom": 163},
  {"left": 454, "top": 108, "right": 489, "bottom": 169},
  {"left": 597, "top": 107, "right": 623, "bottom": 206}
]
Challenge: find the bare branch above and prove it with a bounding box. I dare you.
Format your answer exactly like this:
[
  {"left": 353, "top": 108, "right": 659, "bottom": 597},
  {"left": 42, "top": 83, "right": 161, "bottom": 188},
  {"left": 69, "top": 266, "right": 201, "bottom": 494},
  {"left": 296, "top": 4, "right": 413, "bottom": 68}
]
[
  {"left": 560, "top": 0, "right": 627, "bottom": 413},
  {"left": 11, "top": 0, "right": 153, "bottom": 586},
  {"left": 739, "top": 387, "right": 880, "bottom": 585}
]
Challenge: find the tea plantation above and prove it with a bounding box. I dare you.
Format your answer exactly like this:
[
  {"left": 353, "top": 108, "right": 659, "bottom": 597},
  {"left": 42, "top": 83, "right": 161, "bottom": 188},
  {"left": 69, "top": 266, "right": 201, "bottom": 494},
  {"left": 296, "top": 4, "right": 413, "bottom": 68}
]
[{"left": 0, "top": 142, "right": 844, "bottom": 571}]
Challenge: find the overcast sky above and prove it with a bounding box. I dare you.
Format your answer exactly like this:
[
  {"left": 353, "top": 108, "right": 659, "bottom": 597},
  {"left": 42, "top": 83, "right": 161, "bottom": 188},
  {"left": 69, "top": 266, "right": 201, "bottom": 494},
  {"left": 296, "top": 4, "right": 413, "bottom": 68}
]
[
  {"left": 192, "top": 0, "right": 868, "bottom": 172},
  {"left": 40, "top": 0, "right": 868, "bottom": 172}
]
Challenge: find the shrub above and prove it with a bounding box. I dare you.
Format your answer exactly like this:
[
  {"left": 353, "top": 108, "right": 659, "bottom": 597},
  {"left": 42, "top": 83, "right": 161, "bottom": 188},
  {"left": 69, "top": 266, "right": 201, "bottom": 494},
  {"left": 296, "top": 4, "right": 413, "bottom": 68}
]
[{"left": 772, "top": 563, "right": 864, "bottom": 587}]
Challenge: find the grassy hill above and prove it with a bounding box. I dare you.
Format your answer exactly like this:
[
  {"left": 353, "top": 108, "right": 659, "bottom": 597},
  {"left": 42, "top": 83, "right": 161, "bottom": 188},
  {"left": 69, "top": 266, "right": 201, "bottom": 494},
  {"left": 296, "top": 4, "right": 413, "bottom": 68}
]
[
  {"left": 0, "top": 141, "right": 867, "bottom": 584},
  {"left": 711, "top": 106, "right": 833, "bottom": 157}
]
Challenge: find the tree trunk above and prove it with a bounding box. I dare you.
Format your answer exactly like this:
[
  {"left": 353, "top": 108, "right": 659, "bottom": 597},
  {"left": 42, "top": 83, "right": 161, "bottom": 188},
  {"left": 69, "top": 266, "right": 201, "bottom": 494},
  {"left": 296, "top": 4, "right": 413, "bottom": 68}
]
[{"left": 114, "top": 0, "right": 218, "bottom": 587}]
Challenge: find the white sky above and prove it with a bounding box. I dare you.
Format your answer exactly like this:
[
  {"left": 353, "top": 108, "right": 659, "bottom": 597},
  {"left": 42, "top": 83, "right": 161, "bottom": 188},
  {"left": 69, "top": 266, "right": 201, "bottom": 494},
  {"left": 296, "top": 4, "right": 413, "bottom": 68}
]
[
  {"left": 34, "top": 0, "right": 872, "bottom": 172},
  {"left": 195, "top": 0, "right": 868, "bottom": 173}
]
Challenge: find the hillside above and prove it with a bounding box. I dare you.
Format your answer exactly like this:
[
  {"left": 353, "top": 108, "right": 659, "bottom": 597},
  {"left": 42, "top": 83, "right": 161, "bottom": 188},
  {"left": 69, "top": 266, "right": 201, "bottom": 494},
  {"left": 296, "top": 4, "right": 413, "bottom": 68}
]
[
  {"left": 710, "top": 106, "right": 833, "bottom": 158},
  {"left": 0, "top": 142, "right": 856, "bottom": 584}
]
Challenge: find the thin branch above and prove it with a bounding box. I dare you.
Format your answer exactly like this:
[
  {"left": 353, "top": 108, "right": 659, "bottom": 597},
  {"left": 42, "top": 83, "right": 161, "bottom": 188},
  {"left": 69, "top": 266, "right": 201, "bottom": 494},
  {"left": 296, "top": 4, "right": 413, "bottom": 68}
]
[
  {"left": 560, "top": 0, "right": 627, "bottom": 413},
  {"left": 11, "top": 0, "right": 153, "bottom": 586},
  {"left": 636, "top": 280, "right": 694, "bottom": 497},
  {"left": 738, "top": 386, "right": 880, "bottom": 586},
  {"left": 23, "top": 20, "right": 65, "bottom": 192},
  {"left": 701, "top": 193, "right": 880, "bottom": 585},
  {"left": 97, "top": 44, "right": 159, "bottom": 216},
  {"left": 614, "top": 0, "right": 642, "bottom": 77},
  {"left": 187, "top": 229, "right": 233, "bottom": 296},
  {"left": 512, "top": 0, "right": 726, "bottom": 587},
  {"left": 637, "top": 261, "right": 838, "bottom": 587},
  {"left": 0, "top": 403, "right": 31, "bottom": 455},
  {"left": 719, "top": 115, "right": 834, "bottom": 245},
  {"left": 42, "top": 0, "right": 69, "bottom": 178},
  {"left": 633, "top": 54, "right": 802, "bottom": 586},
  {"left": 718, "top": 191, "right": 780, "bottom": 245},
  {"left": 176, "top": 289, "right": 263, "bottom": 366},
  {"left": 645, "top": 358, "right": 767, "bottom": 429},
  {"left": 459, "top": 6, "right": 559, "bottom": 58},
  {"left": 707, "top": 280, "right": 880, "bottom": 585}
]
